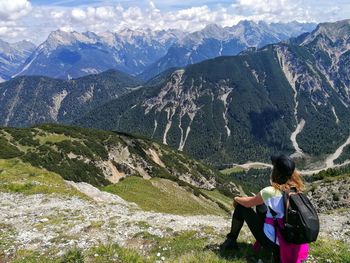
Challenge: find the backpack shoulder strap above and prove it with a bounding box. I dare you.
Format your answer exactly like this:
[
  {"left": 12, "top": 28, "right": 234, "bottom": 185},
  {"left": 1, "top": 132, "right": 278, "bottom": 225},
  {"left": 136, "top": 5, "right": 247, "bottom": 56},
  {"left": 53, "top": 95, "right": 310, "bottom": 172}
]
[
  {"left": 282, "top": 190, "right": 291, "bottom": 222},
  {"left": 268, "top": 206, "right": 278, "bottom": 244}
]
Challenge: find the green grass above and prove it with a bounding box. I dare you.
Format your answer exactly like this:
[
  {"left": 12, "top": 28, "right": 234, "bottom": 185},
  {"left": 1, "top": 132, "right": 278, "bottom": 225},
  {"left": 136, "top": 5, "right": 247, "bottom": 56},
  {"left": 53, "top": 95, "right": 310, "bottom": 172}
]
[
  {"left": 200, "top": 189, "right": 233, "bottom": 210},
  {"left": 0, "top": 223, "right": 16, "bottom": 253},
  {"left": 220, "top": 167, "right": 245, "bottom": 175},
  {"left": 102, "top": 176, "right": 225, "bottom": 215},
  {"left": 4, "top": 230, "right": 350, "bottom": 263},
  {"left": 34, "top": 133, "right": 72, "bottom": 144},
  {"left": 0, "top": 158, "right": 86, "bottom": 198},
  {"left": 309, "top": 239, "right": 350, "bottom": 262},
  {"left": 86, "top": 244, "right": 152, "bottom": 263}
]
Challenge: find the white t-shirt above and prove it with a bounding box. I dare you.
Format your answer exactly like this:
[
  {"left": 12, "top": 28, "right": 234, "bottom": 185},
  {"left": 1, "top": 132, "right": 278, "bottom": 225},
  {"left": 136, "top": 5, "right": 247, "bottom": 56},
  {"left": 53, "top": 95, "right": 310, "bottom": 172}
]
[{"left": 260, "top": 186, "right": 284, "bottom": 245}]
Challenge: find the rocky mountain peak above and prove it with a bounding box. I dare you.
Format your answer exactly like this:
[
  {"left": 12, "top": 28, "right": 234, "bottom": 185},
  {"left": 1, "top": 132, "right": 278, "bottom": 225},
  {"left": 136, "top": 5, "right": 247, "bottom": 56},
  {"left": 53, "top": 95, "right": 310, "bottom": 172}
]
[
  {"left": 46, "top": 30, "right": 96, "bottom": 48},
  {"left": 11, "top": 40, "right": 36, "bottom": 51},
  {"left": 301, "top": 19, "right": 350, "bottom": 45},
  {"left": 201, "top": 24, "right": 226, "bottom": 39}
]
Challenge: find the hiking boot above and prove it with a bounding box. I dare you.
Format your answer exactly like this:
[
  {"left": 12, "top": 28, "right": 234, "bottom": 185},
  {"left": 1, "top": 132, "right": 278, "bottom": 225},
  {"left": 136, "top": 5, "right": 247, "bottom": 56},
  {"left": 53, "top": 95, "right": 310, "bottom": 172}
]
[{"left": 219, "top": 237, "right": 238, "bottom": 251}]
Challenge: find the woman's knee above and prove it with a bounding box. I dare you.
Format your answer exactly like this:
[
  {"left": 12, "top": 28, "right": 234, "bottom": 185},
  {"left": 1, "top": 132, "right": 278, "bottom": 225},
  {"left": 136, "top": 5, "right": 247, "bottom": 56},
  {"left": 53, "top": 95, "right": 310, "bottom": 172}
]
[{"left": 233, "top": 203, "right": 253, "bottom": 219}]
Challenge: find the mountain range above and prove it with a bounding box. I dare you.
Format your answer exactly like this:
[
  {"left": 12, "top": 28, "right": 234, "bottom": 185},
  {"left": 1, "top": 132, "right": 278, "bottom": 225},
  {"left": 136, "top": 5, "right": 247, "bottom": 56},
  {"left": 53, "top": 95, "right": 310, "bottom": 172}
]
[
  {"left": 0, "top": 21, "right": 315, "bottom": 81},
  {"left": 13, "top": 29, "right": 184, "bottom": 80},
  {"left": 0, "top": 39, "right": 36, "bottom": 82},
  {"left": 76, "top": 19, "right": 350, "bottom": 166},
  {"left": 0, "top": 19, "right": 349, "bottom": 167},
  {"left": 140, "top": 21, "right": 316, "bottom": 80},
  {"left": 0, "top": 70, "right": 140, "bottom": 127}
]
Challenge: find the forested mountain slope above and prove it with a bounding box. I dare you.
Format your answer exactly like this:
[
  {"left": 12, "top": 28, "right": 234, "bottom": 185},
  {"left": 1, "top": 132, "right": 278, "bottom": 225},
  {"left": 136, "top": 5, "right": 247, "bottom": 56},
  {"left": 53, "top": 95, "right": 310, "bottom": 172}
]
[
  {"left": 77, "top": 20, "right": 350, "bottom": 166},
  {"left": 0, "top": 70, "right": 141, "bottom": 127}
]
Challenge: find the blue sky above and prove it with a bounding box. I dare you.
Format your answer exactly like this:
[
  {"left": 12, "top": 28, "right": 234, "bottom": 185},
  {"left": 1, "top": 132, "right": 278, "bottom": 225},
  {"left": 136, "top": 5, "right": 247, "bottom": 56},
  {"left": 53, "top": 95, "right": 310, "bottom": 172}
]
[
  {"left": 0, "top": 0, "right": 349, "bottom": 43},
  {"left": 30, "top": 0, "right": 235, "bottom": 9}
]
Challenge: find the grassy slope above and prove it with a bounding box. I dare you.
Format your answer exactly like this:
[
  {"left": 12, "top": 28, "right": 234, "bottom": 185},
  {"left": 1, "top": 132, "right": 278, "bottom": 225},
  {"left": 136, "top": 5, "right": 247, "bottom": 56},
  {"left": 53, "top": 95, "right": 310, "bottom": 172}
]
[
  {"left": 220, "top": 167, "right": 246, "bottom": 175},
  {"left": 0, "top": 124, "right": 224, "bottom": 189},
  {"left": 102, "top": 176, "right": 226, "bottom": 216},
  {"left": 0, "top": 124, "right": 234, "bottom": 215},
  {"left": 0, "top": 158, "right": 85, "bottom": 198},
  {"left": 1, "top": 125, "right": 350, "bottom": 262}
]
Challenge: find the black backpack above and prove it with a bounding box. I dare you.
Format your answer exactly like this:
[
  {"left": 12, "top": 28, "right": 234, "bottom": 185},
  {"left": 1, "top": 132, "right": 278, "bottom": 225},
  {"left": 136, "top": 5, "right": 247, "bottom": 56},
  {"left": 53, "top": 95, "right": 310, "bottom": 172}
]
[{"left": 270, "top": 188, "right": 320, "bottom": 244}]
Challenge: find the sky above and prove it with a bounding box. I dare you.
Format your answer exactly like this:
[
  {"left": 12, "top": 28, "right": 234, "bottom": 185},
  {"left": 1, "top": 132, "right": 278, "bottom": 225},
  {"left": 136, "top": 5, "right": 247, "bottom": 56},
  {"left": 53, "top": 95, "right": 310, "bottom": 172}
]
[{"left": 0, "top": 0, "right": 349, "bottom": 44}]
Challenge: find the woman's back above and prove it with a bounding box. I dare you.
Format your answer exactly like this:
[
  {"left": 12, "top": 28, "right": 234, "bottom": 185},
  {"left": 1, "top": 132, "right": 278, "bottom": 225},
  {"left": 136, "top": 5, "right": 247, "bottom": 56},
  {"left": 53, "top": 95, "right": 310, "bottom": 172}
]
[{"left": 260, "top": 186, "right": 284, "bottom": 243}]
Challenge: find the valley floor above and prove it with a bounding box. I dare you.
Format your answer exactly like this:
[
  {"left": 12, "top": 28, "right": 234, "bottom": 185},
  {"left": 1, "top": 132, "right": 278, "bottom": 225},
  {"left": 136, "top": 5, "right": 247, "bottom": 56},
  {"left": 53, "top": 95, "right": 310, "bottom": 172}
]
[{"left": 1, "top": 181, "right": 349, "bottom": 263}]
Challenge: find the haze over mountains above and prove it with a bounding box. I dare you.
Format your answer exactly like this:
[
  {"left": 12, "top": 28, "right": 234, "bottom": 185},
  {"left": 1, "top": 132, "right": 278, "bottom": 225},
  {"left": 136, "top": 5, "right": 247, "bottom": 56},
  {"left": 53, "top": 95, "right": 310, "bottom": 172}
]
[{"left": 0, "top": 21, "right": 315, "bottom": 81}]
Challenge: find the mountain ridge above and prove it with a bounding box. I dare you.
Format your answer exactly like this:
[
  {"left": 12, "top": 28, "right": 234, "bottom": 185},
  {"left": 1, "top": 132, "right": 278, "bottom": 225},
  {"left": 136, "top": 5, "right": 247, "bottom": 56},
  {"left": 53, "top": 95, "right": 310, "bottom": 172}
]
[
  {"left": 8, "top": 21, "right": 315, "bottom": 80},
  {"left": 0, "top": 69, "right": 141, "bottom": 127},
  {"left": 76, "top": 19, "right": 350, "bottom": 166},
  {"left": 139, "top": 20, "right": 316, "bottom": 80},
  {"left": 0, "top": 39, "right": 36, "bottom": 81}
]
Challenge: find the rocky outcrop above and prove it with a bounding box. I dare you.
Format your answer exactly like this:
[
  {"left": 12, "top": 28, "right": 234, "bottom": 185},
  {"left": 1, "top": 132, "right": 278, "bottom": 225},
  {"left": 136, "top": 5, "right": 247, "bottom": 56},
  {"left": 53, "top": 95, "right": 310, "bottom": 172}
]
[{"left": 307, "top": 177, "right": 350, "bottom": 212}]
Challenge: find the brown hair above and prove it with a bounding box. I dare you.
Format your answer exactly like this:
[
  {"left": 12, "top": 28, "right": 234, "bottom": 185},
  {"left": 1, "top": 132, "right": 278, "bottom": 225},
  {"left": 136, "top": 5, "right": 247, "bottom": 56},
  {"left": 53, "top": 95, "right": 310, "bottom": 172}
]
[{"left": 271, "top": 168, "right": 304, "bottom": 192}]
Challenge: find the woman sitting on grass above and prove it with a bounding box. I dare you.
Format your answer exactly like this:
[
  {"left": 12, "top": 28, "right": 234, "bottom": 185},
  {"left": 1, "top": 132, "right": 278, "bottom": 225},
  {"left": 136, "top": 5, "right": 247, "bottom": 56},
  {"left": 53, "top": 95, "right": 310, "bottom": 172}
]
[{"left": 219, "top": 154, "right": 308, "bottom": 263}]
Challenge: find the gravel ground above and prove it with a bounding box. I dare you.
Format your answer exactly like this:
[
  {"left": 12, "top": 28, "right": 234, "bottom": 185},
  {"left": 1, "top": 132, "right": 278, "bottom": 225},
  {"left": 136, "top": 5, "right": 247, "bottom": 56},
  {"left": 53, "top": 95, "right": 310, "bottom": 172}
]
[
  {"left": 0, "top": 182, "right": 229, "bottom": 257},
  {"left": 1, "top": 181, "right": 349, "bottom": 258}
]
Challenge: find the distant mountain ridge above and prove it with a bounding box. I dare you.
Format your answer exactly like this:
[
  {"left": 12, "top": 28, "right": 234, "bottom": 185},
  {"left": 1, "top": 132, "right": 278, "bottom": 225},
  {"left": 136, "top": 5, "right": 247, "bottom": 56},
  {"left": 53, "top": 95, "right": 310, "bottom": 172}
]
[
  {"left": 13, "top": 28, "right": 184, "bottom": 79},
  {"left": 10, "top": 21, "right": 315, "bottom": 80},
  {"left": 0, "top": 39, "right": 35, "bottom": 81},
  {"left": 0, "top": 70, "right": 141, "bottom": 127},
  {"left": 76, "top": 19, "right": 350, "bottom": 166},
  {"left": 139, "top": 21, "right": 316, "bottom": 80}
]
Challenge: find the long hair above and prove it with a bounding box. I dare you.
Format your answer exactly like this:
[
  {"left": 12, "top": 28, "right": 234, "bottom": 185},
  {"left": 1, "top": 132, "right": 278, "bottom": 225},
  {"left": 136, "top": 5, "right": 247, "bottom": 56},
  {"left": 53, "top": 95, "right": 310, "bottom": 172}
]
[{"left": 271, "top": 167, "right": 304, "bottom": 192}]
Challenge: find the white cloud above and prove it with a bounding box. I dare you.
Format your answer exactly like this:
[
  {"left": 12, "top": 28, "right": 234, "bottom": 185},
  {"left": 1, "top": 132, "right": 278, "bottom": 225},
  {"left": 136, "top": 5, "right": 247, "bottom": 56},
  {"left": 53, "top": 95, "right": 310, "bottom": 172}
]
[
  {"left": 71, "top": 8, "right": 87, "bottom": 21},
  {"left": 234, "top": 0, "right": 313, "bottom": 22},
  {"left": 0, "top": 0, "right": 32, "bottom": 20},
  {"left": 0, "top": 1, "right": 349, "bottom": 44}
]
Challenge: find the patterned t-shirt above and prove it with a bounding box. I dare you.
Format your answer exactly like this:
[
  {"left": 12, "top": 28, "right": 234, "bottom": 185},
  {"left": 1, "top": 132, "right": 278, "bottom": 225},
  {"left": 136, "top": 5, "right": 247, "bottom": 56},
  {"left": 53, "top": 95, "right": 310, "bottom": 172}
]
[{"left": 260, "top": 186, "right": 284, "bottom": 244}]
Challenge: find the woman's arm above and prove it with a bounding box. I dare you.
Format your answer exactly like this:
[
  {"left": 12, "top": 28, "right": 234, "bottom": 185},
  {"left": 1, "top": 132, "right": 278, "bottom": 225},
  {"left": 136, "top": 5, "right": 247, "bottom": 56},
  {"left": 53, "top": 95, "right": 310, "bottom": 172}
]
[{"left": 234, "top": 193, "right": 264, "bottom": 208}]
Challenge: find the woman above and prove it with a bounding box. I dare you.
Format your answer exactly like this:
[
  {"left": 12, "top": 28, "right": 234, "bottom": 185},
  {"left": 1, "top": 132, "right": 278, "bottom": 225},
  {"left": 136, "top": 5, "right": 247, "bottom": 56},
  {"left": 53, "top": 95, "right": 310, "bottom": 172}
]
[{"left": 219, "top": 154, "right": 308, "bottom": 263}]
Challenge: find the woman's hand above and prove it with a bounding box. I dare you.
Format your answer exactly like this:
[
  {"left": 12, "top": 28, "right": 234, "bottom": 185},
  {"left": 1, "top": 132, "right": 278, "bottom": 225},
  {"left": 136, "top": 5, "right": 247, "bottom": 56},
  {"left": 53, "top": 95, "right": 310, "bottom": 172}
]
[{"left": 233, "top": 197, "right": 238, "bottom": 208}]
